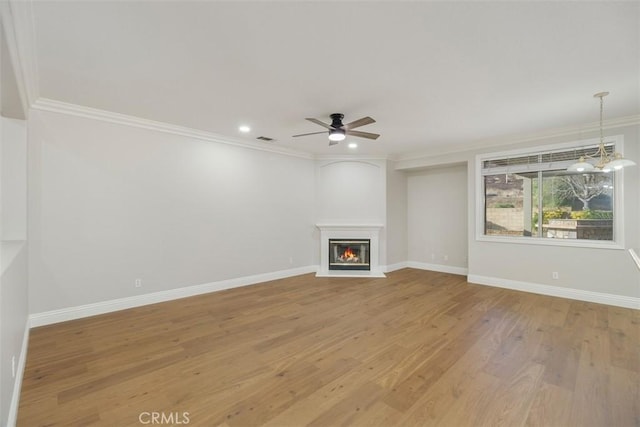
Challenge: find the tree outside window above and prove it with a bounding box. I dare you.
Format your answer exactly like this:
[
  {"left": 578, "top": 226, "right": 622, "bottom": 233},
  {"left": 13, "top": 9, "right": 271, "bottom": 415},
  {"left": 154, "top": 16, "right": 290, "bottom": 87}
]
[{"left": 485, "top": 171, "right": 613, "bottom": 240}]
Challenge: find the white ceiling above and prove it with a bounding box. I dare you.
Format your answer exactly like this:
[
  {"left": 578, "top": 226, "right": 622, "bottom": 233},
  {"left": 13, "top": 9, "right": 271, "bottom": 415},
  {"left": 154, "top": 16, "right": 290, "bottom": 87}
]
[{"left": 27, "top": 1, "right": 640, "bottom": 157}]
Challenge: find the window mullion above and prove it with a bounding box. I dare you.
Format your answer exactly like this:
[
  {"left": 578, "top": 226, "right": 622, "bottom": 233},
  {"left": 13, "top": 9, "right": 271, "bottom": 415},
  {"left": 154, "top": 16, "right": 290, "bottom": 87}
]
[{"left": 537, "top": 170, "right": 543, "bottom": 237}]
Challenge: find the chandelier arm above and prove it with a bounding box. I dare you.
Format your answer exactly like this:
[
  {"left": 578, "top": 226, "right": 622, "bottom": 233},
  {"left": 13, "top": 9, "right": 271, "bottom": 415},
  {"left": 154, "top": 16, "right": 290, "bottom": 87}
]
[
  {"left": 597, "top": 97, "right": 613, "bottom": 164},
  {"left": 599, "top": 94, "right": 604, "bottom": 145},
  {"left": 568, "top": 91, "right": 635, "bottom": 172}
]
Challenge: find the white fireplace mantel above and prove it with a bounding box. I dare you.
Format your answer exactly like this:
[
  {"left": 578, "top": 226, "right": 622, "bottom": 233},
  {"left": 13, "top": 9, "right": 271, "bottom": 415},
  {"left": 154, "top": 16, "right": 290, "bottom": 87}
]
[{"left": 316, "top": 224, "right": 385, "bottom": 278}]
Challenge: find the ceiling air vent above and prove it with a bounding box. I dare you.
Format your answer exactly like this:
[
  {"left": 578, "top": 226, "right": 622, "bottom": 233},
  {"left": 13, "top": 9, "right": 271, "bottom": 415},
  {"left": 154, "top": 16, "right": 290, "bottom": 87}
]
[{"left": 256, "top": 136, "right": 275, "bottom": 142}]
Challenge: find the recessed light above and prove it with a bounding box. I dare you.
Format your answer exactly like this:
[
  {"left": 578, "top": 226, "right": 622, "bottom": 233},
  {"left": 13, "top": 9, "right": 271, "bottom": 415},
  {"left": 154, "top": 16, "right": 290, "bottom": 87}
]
[
  {"left": 239, "top": 125, "right": 251, "bottom": 133},
  {"left": 348, "top": 142, "right": 358, "bottom": 149}
]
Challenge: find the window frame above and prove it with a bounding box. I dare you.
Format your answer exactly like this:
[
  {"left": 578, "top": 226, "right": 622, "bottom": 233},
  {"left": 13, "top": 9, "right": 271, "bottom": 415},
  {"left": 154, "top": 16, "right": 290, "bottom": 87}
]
[{"left": 475, "top": 136, "right": 625, "bottom": 249}]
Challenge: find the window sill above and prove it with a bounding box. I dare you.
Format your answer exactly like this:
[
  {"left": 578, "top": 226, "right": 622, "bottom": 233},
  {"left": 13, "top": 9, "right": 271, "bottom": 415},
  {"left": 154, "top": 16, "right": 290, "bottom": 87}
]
[{"left": 475, "top": 234, "right": 624, "bottom": 250}]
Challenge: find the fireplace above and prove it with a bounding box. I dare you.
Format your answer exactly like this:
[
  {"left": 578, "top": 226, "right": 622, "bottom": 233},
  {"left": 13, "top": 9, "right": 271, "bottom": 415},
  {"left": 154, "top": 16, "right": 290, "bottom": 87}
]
[
  {"left": 329, "top": 239, "right": 370, "bottom": 271},
  {"left": 316, "top": 224, "right": 385, "bottom": 277}
]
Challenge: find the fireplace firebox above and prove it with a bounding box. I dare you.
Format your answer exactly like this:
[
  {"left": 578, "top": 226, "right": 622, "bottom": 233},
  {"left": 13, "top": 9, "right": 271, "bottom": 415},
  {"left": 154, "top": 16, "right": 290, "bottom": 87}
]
[{"left": 329, "top": 239, "right": 370, "bottom": 271}]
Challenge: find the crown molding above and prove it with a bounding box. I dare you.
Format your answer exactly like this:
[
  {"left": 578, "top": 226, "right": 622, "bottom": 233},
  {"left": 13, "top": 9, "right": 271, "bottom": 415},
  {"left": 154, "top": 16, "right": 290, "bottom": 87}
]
[
  {"left": 32, "top": 98, "right": 314, "bottom": 159},
  {"left": 313, "top": 154, "right": 389, "bottom": 161},
  {"left": 1, "top": 0, "right": 39, "bottom": 114},
  {"left": 395, "top": 114, "right": 640, "bottom": 163},
  {"left": 25, "top": 97, "right": 640, "bottom": 164}
]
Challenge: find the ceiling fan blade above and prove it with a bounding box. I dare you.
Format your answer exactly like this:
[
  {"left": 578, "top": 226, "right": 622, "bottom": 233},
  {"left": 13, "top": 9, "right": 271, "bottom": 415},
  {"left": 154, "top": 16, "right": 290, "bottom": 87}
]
[
  {"left": 306, "top": 118, "right": 334, "bottom": 130},
  {"left": 328, "top": 140, "right": 340, "bottom": 146},
  {"left": 346, "top": 130, "right": 380, "bottom": 140},
  {"left": 344, "top": 116, "right": 375, "bottom": 130},
  {"left": 292, "top": 131, "right": 328, "bottom": 138}
]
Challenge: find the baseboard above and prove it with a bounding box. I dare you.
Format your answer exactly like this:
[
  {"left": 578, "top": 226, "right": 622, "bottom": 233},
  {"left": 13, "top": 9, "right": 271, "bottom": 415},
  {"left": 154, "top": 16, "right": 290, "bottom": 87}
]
[
  {"left": 6, "top": 320, "right": 30, "bottom": 427},
  {"left": 468, "top": 274, "right": 640, "bottom": 309},
  {"left": 382, "top": 261, "right": 409, "bottom": 273},
  {"left": 29, "top": 266, "right": 318, "bottom": 327},
  {"left": 406, "top": 261, "right": 469, "bottom": 276}
]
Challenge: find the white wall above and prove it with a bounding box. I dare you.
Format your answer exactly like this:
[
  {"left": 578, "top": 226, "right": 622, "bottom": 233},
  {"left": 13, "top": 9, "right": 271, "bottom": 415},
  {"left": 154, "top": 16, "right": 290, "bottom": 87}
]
[
  {"left": 0, "top": 16, "right": 29, "bottom": 425},
  {"left": 1, "top": 118, "right": 26, "bottom": 240},
  {"left": 314, "top": 158, "right": 387, "bottom": 265},
  {"left": 28, "top": 109, "right": 316, "bottom": 314},
  {"left": 399, "top": 124, "right": 639, "bottom": 300},
  {"left": 315, "top": 159, "right": 386, "bottom": 224},
  {"left": 0, "top": 24, "right": 21, "bottom": 120},
  {"left": 407, "top": 163, "right": 468, "bottom": 271},
  {"left": 467, "top": 126, "right": 639, "bottom": 298},
  {"left": 0, "top": 239, "right": 27, "bottom": 426},
  {"left": 0, "top": 117, "right": 29, "bottom": 426},
  {"left": 19, "top": 108, "right": 640, "bottom": 322},
  {"left": 385, "top": 160, "right": 407, "bottom": 267}
]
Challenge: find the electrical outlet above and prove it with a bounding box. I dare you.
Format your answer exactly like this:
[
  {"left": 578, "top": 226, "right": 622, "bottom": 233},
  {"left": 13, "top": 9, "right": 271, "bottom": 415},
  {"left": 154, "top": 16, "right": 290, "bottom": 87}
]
[
  {"left": 289, "top": 257, "right": 293, "bottom": 264},
  {"left": 11, "top": 356, "right": 16, "bottom": 378},
  {"left": 552, "top": 272, "right": 559, "bottom": 280},
  {"left": 444, "top": 255, "right": 449, "bottom": 262},
  {"left": 431, "top": 253, "right": 435, "bottom": 261},
  {"left": 135, "top": 279, "right": 142, "bottom": 288}
]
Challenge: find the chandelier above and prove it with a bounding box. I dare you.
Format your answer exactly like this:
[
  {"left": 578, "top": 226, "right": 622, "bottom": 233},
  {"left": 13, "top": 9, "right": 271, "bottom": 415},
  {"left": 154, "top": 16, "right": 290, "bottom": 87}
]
[{"left": 567, "top": 92, "right": 636, "bottom": 173}]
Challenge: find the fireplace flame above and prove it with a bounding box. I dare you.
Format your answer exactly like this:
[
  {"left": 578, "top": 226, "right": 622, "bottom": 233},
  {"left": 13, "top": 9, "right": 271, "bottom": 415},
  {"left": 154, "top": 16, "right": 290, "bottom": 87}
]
[
  {"left": 343, "top": 248, "right": 356, "bottom": 259},
  {"left": 338, "top": 247, "right": 360, "bottom": 263}
]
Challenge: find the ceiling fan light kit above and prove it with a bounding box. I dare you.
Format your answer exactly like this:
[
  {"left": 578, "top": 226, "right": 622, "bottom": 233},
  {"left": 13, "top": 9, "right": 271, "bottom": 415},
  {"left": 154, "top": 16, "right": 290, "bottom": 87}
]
[
  {"left": 567, "top": 92, "right": 636, "bottom": 173},
  {"left": 328, "top": 128, "right": 346, "bottom": 142},
  {"left": 293, "top": 112, "right": 380, "bottom": 146}
]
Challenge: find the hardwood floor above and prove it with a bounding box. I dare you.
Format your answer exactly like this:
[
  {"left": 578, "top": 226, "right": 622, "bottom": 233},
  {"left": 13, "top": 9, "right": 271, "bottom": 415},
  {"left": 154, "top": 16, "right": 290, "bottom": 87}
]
[{"left": 18, "top": 269, "right": 640, "bottom": 426}]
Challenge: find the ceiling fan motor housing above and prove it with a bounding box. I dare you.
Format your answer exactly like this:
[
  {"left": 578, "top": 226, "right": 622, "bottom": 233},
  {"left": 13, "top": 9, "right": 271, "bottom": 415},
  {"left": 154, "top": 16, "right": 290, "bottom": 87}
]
[{"left": 330, "top": 113, "right": 345, "bottom": 128}]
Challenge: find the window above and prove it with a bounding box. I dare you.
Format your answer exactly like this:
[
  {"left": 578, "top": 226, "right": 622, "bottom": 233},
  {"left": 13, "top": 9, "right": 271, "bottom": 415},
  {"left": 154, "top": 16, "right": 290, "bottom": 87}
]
[{"left": 477, "top": 137, "right": 623, "bottom": 247}]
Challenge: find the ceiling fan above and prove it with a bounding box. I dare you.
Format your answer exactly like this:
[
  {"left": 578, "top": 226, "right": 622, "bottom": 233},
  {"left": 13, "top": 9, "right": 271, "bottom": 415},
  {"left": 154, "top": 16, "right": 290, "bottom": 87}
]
[{"left": 292, "top": 113, "right": 380, "bottom": 146}]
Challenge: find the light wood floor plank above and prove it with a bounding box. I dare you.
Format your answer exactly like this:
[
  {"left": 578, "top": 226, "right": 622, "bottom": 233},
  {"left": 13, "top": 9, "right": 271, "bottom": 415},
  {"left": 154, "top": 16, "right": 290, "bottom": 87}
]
[{"left": 17, "top": 269, "right": 639, "bottom": 426}]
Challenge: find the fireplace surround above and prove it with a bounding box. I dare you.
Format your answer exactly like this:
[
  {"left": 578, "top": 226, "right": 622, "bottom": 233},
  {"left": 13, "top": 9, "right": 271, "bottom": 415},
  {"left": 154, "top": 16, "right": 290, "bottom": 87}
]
[{"left": 316, "top": 224, "right": 385, "bottom": 277}]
